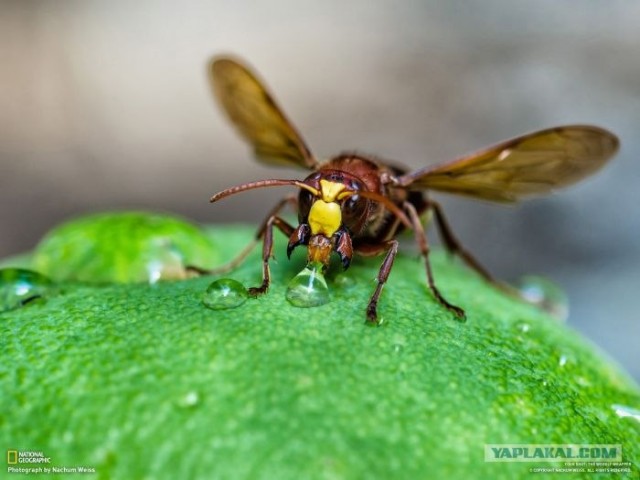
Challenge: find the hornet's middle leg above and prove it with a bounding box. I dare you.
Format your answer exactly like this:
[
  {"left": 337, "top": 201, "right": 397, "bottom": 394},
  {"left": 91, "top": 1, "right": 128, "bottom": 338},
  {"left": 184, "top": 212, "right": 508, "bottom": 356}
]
[{"left": 355, "top": 239, "right": 399, "bottom": 325}]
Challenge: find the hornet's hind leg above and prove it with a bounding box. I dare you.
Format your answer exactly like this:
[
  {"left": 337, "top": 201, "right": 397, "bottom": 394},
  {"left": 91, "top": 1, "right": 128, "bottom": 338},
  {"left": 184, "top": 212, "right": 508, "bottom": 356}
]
[
  {"left": 426, "top": 199, "right": 495, "bottom": 283},
  {"left": 404, "top": 201, "right": 466, "bottom": 320},
  {"left": 426, "top": 199, "right": 518, "bottom": 298}
]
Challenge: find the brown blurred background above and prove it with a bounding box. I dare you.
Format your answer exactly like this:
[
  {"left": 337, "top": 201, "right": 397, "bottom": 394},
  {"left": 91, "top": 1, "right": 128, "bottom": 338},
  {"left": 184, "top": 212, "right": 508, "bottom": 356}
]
[{"left": 1, "top": 1, "right": 638, "bottom": 380}]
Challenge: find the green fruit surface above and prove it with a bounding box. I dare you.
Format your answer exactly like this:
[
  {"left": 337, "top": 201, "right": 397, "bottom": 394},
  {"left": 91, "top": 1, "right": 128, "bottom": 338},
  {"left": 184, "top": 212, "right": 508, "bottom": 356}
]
[
  {"left": 32, "top": 212, "right": 220, "bottom": 283},
  {"left": 1, "top": 214, "right": 639, "bottom": 479}
]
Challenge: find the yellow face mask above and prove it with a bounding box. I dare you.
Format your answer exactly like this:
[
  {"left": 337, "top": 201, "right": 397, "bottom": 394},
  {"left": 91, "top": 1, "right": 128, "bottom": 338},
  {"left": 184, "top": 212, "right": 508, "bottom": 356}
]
[
  {"left": 307, "top": 179, "right": 347, "bottom": 237},
  {"left": 308, "top": 200, "right": 341, "bottom": 237}
]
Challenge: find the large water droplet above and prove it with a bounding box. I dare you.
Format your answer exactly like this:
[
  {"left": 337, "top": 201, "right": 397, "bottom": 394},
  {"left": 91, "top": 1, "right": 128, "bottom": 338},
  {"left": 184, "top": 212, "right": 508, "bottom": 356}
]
[
  {"left": 202, "top": 278, "right": 248, "bottom": 310},
  {"left": 612, "top": 404, "right": 640, "bottom": 423},
  {"left": 145, "top": 238, "right": 186, "bottom": 284},
  {"left": 286, "top": 263, "right": 330, "bottom": 308},
  {"left": 0, "top": 268, "right": 54, "bottom": 313},
  {"left": 518, "top": 275, "right": 569, "bottom": 321},
  {"left": 32, "top": 212, "right": 219, "bottom": 284}
]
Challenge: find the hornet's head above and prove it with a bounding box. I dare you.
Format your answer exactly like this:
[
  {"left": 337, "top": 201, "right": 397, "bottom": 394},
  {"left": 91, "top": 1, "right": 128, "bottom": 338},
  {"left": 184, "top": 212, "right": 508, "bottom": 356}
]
[
  {"left": 287, "top": 171, "right": 373, "bottom": 270},
  {"left": 210, "top": 170, "right": 411, "bottom": 272}
]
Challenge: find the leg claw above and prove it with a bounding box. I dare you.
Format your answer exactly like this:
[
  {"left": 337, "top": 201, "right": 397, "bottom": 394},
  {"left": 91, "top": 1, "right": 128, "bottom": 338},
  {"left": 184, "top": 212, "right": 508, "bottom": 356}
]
[{"left": 247, "top": 286, "right": 268, "bottom": 297}]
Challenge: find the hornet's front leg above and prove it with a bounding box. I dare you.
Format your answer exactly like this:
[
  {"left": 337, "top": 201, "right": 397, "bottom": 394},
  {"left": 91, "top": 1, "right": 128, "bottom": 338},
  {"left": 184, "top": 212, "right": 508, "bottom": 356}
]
[
  {"left": 248, "top": 215, "right": 296, "bottom": 296},
  {"left": 187, "top": 195, "right": 297, "bottom": 276}
]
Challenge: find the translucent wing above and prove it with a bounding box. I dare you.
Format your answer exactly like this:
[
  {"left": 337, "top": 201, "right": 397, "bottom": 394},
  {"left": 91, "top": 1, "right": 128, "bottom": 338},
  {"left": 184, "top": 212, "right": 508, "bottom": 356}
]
[
  {"left": 210, "top": 56, "right": 317, "bottom": 169},
  {"left": 398, "top": 125, "right": 619, "bottom": 203}
]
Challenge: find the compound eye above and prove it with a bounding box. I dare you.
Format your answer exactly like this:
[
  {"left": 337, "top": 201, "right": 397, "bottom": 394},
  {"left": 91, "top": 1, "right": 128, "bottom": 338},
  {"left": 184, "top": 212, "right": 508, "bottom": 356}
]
[
  {"left": 298, "top": 189, "right": 314, "bottom": 221},
  {"left": 341, "top": 194, "right": 367, "bottom": 230},
  {"left": 343, "top": 195, "right": 360, "bottom": 214}
]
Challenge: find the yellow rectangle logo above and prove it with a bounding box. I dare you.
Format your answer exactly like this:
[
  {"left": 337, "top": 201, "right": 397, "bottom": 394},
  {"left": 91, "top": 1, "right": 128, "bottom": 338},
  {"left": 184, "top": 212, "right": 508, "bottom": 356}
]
[{"left": 7, "top": 450, "right": 18, "bottom": 464}]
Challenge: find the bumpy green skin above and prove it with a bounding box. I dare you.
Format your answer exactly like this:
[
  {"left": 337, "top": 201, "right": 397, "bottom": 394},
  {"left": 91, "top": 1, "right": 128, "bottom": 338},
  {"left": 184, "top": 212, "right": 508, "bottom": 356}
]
[
  {"left": 1, "top": 217, "right": 639, "bottom": 479},
  {"left": 32, "top": 212, "right": 220, "bottom": 283}
]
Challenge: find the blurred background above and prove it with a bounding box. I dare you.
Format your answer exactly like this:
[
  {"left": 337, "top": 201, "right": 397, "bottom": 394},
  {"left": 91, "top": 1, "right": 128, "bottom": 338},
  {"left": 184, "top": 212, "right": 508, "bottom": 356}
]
[{"left": 1, "top": 1, "right": 638, "bottom": 380}]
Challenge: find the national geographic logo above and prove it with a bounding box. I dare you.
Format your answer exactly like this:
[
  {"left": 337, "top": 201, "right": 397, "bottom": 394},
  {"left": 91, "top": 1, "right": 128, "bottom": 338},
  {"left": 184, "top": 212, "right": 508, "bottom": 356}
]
[
  {"left": 7, "top": 450, "right": 51, "bottom": 464},
  {"left": 6, "top": 450, "right": 96, "bottom": 475}
]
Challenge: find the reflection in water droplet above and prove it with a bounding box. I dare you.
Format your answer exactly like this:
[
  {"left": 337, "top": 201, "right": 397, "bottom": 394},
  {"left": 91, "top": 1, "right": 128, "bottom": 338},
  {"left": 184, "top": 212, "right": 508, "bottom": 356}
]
[
  {"left": 0, "top": 268, "right": 54, "bottom": 313},
  {"left": 202, "top": 278, "right": 248, "bottom": 310},
  {"left": 515, "top": 321, "right": 530, "bottom": 334},
  {"left": 145, "top": 238, "right": 186, "bottom": 284},
  {"left": 558, "top": 355, "right": 568, "bottom": 367},
  {"left": 612, "top": 404, "right": 640, "bottom": 423},
  {"left": 518, "top": 275, "right": 569, "bottom": 322},
  {"left": 286, "top": 263, "right": 330, "bottom": 308}
]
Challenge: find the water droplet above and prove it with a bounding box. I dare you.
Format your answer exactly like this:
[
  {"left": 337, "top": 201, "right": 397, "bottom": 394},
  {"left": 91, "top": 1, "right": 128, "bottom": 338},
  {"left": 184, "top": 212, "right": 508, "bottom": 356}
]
[
  {"left": 177, "top": 391, "right": 200, "bottom": 408},
  {"left": 0, "top": 268, "right": 54, "bottom": 313},
  {"left": 612, "top": 404, "right": 640, "bottom": 423},
  {"left": 515, "top": 321, "right": 530, "bottom": 333},
  {"left": 202, "top": 278, "right": 248, "bottom": 310},
  {"left": 575, "top": 376, "right": 591, "bottom": 387},
  {"left": 62, "top": 431, "right": 74, "bottom": 443},
  {"left": 285, "top": 263, "right": 330, "bottom": 308},
  {"left": 518, "top": 275, "right": 569, "bottom": 321},
  {"left": 332, "top": 273, "right": 356, "bottom": 291},
  {"left": 558, "top": 354, "right": 568, "bottom": 367}
]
